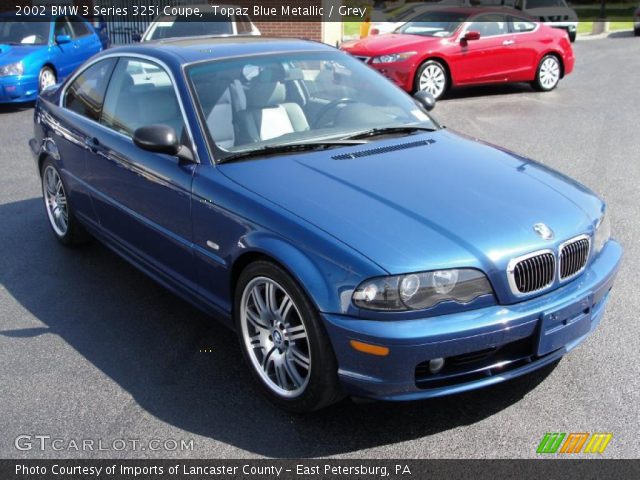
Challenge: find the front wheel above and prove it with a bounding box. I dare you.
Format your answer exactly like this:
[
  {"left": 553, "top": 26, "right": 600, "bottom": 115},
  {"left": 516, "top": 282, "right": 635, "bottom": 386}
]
[
  {"left": 38, "top": 66, "right": 56, "bottom": 92},
  {"left": 414, "top": 60, "right": 448, "bottom": 100},
  {"left": 235, "top": 261, "right": 342, "bottom": 412},
  {"left": 635, "top": 27, "right": 640, "bottom": 37},
  {"left": 568, "top": 31, "right": 576, "bottom": 42},
  {"left": 532, "top": 55, "right": 561, "bottom": 92},
  {"left": 41, "top": 159, "right": 90, "bottom": 246}
]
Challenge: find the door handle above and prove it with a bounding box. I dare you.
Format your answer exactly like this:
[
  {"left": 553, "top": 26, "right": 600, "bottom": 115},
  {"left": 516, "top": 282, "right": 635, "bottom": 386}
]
[
  {"left": 503, "top": 39, "right": 515, "bottom": 46},
  {"left": 85, "top": 137, "right": 100, "bottom": 152}
]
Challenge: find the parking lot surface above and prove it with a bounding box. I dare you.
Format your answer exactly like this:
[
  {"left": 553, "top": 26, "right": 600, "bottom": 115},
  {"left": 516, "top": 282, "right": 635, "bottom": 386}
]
[{"left": 1, "top": 35, "right": 638, "bottom": 459}]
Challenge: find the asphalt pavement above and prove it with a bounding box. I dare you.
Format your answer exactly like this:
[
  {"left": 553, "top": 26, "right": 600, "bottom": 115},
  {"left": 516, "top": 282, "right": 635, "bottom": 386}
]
[{"left": 0, "top": 34, "right": 638, "bottom": 459}]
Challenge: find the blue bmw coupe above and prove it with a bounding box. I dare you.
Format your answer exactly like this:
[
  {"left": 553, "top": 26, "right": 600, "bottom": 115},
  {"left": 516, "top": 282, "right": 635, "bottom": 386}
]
[
  {"left": 0, "top": 14, "right": 102, "bottom": 103},
  {"left": 30, "top": 37, "right": 621, "bottom": 412}
]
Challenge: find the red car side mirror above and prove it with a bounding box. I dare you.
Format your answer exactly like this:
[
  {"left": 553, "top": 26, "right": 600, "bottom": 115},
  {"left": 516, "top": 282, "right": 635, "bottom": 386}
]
[{"left": 462, "top": 31, "right": 481, "bottom": 43}]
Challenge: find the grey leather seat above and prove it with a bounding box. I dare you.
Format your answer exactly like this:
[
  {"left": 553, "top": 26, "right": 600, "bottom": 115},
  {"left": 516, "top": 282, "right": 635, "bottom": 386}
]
[
  {"left": 205, "top": 80, "right": 246, "bottom": 149},
  {"left": 236, "top": 70, "right": 309, "bottom": 144}
]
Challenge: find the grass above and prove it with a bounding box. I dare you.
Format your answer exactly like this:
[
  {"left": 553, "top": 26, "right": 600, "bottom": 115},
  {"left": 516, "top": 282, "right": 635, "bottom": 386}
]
[{"left": 577, "top": 21, "right": 634, "bottom": 33}]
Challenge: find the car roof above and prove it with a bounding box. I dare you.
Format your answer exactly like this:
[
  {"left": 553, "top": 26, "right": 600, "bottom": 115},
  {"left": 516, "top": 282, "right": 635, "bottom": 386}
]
[{"left": 102, "top": 36, "right": 336, "bottom": 64}]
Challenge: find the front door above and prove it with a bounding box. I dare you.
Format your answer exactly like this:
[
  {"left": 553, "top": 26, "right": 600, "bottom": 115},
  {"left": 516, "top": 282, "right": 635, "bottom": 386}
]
[
  {"left": 86, "top": 57, "right": 198, "bottom": 291},
  {"left": 451, "top": 14, "right": 513, "bottom": 85}
]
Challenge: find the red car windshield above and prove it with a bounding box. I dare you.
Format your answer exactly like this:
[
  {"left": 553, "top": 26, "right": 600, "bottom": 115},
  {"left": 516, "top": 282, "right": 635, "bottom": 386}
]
[{"left": 396, "top": 12, "right": 468, "bottom": 37}]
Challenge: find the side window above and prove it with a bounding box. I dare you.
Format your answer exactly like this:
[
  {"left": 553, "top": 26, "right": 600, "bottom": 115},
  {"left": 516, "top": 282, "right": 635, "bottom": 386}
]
[
  {"left": 510, "top": 16, "right": 537, "bottom": 33},
  {"left": 467, "top": 14, "right": 508, "bottom": 37},
  {"left": 235, "top": 16, "right": 252, "bottom": 34},
  {"left": 69, "top": 17, "right": 92, "bottom": 37},
  {"left": 64, "top": 58, "right": 116, "bottom": 121},
  {"left": 54, "top": 16, "right": 74, "bottom": 38},
  {"left": 101, "top": 58, "right": 184, "bottom": 138}
]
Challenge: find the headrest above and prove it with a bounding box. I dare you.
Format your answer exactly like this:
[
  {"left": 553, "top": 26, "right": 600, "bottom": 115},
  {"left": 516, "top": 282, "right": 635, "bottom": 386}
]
[{"left": 245, "top": 81, "right": 286, "bottom": 108}]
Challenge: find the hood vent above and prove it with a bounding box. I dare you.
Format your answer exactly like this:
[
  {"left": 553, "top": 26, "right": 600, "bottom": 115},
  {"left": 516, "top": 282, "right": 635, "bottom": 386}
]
[{"left": 332, "top": 138, "right": 435, "bottom": 160}]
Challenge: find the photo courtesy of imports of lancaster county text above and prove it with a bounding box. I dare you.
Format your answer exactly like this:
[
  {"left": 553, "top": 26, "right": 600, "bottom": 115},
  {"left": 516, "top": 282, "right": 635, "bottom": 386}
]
[{"left": 0, "top": 0, "right": 639, "bottom": 477}]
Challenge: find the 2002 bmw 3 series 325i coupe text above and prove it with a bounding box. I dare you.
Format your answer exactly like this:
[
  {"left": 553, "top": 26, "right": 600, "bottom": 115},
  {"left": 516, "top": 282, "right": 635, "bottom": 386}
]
[{"left": 30, "top": 37, "right": 621, "bottom": 412}]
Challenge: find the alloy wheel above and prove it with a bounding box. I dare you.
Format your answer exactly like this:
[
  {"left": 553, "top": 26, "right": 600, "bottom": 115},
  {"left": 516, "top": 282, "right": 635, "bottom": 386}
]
[
  {"left": 43, "top": 165, "right": 68, "bottom": 237},
  {"left": 39, "top": 68, "right": 56, "bottom": 91},
  {"left": 419, "top": 63, "right": 446, "bottom": 98},
  {"left": 240, "top": 277, "right": 311, "bottom": 398},
  {"left": 539, "top": 57, "right": 560, "bottom": 90}
]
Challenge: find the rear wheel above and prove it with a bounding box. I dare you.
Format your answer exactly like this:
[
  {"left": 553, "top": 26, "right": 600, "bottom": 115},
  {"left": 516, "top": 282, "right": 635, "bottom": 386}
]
[
  {"left": 635, "top": 27, "right": 640, "bottom": 37},
  {"left": 568, "top": 31, "right": 576, "bottom": 42},
  {"left": 38, "top": 66, "right": 56, "bottom": 92},
  {"left": 41, "top": 159, "right": 90, "bottom": 246},
  {"left": 414, "top": 60, "right": 448, "bottom": 100},
  {"left": 235, "top": 261, "right": 342, "bottom": 412},
  {"left": 532, "top": 55, "right": 561, "bottom": 92}
]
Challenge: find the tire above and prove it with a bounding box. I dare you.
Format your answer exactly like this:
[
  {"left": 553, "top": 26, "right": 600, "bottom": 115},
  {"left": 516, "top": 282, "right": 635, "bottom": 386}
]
[
  {"left": 414, "top": 59, "right": 448, "bottom": 100},
  {"left": 41, "top": 159, "right": 90, "bottom": 246},
  {"left": 635, "top": 27, "right": 640, "bottom": 37},
  {"left": 234, "top": 260, "right": 343, "bottom": 412},
  {"left": 38, "top": 66, "right": 56, "bottom": 93},
  {"left": 531, "top": 54, "right": 561, "bottom": 92},
  {"left": 568, "top": 31, "right": 576, "bottom": 43}
]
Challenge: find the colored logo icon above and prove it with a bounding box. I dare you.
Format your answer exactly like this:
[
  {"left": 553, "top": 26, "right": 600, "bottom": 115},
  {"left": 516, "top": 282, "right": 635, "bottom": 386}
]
[{"left": 537, "top": 433, "right": 612, "bottom": 454}]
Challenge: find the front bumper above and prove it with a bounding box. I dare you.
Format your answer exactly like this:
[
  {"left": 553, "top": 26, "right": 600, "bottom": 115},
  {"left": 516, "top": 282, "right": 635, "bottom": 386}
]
[
  {"left": 0, "top": 74, "right": 39, "bottom": 103},
  {"left": 366, "top": 61, "right": 416, "bottom": 92},
  {"left": 322, "top": 240, "right": 621, "bottom": 401}
]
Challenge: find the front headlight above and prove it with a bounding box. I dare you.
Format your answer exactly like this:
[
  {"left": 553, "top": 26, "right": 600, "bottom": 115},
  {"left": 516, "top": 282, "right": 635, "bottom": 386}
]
[
  {"left": 593, "top": 212, "right": 611, "bottom": 254},
  {"left": 352, "top": 269, "right": 493, "bottom": 311},
  {"left": 0, "top": 62, "right": 24, "bottom": 77},
  {"left": 371, "top": 51, "right": 417, "bottom": 64}
]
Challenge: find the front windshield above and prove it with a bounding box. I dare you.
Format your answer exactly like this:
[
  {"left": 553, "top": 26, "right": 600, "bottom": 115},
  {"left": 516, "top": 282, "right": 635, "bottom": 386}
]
[
  {"left": 396, "top": 11, "right": 469, "bottom": 37},
  {"left": 0, "top": 20, "right": 50, "bottom": 45},
  {"left": 146, "top": 13, "right": 232, "bottom": 40},
  {"left": 526, "top": 0, "right": 566, "bottom": 7},
  {"left": 187, "top": 51, "right": 438, "bottom": 160}
]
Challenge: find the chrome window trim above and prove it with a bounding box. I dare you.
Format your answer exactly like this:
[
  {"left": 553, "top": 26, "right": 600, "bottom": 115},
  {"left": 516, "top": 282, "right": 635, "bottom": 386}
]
[
  {"left": 459, "top": 14, "right": 541, "bottom": 39},
  {"left": 58, "top": 52, "right": 200, "bottom": 164},
  {"left": 506, "top": 248, "right": 556, "bottom": 297},
  {"left": 558, "top": 234, "right": 591, "bottom": 282}
]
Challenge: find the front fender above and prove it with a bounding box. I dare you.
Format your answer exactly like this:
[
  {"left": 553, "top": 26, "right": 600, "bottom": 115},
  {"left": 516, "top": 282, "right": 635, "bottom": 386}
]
[{"left": 239, "top": 231, "right": 366, "bottom": 315}]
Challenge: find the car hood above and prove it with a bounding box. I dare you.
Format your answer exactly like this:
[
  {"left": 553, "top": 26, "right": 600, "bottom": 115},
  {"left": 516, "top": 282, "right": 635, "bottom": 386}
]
[
  {"left": 341, "top": 33, "right": 443, "bottom": 55},
  {"left": 0, "top": 44, "right": 42, "bottom": 64},
  {"left": 220, "top": 130, "right": 602, "bottom": 275}
]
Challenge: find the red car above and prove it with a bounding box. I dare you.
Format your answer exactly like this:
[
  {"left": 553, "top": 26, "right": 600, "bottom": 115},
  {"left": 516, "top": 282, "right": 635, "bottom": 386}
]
[{"left": 341, "top": 8, "right": 575, "bottom": 99}]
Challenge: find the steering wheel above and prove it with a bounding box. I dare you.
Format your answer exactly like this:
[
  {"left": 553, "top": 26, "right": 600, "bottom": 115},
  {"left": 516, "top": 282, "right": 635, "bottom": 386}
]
[{"left": 313, "top": 98, "right": 359, "bottom": 128}]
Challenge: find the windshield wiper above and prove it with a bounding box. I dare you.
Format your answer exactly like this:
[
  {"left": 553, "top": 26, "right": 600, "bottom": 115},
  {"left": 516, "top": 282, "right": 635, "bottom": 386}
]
[
  {"left": 345, "top": 125, "right": 437, "bottom": 140},
  {"left": 219, "top": 139, "right": 368, "bottom": 164}
]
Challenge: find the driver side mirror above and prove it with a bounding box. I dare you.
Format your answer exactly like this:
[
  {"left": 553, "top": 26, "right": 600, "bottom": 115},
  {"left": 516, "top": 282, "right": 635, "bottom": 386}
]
[
  {"left": 133, "top": 125, "right": 194, "bottom": 163},
  {"left": 413, "top": 91, "right": 436, "bottom": 112},
  {"left": 55, "top": 34, "right": 72, "bottom": 44},
  {"left": 461, "top": 31, "right": 481, "bottom": 43},
  {"left": 132, "top": 33, "right": 142, "bottom": 43}
]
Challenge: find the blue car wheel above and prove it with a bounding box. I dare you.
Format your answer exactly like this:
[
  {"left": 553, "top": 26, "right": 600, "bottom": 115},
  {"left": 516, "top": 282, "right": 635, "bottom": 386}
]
[
  {"left": 38, "top": 66, "right": 56, "bottom": 93},
  {"left": 235, "top": 261, "right": 343, "bottom": 412},
  {"left": 41, "top": 159, "right": 89, "bottom": 246}
]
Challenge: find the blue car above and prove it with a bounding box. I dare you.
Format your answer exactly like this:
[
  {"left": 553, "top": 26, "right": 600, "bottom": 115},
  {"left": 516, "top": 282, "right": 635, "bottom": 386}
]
[
  {"left": 29, "top": 38, "right": 621, "bottom": 412},
  {"left": 0, "top": 14, "right": 102, "bottom": 103}
]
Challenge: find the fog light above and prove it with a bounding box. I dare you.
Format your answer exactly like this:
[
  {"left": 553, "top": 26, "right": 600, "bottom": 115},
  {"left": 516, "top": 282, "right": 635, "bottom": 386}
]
[{"left": 429, "top": 357, "right": 445, "bottom": 374}]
